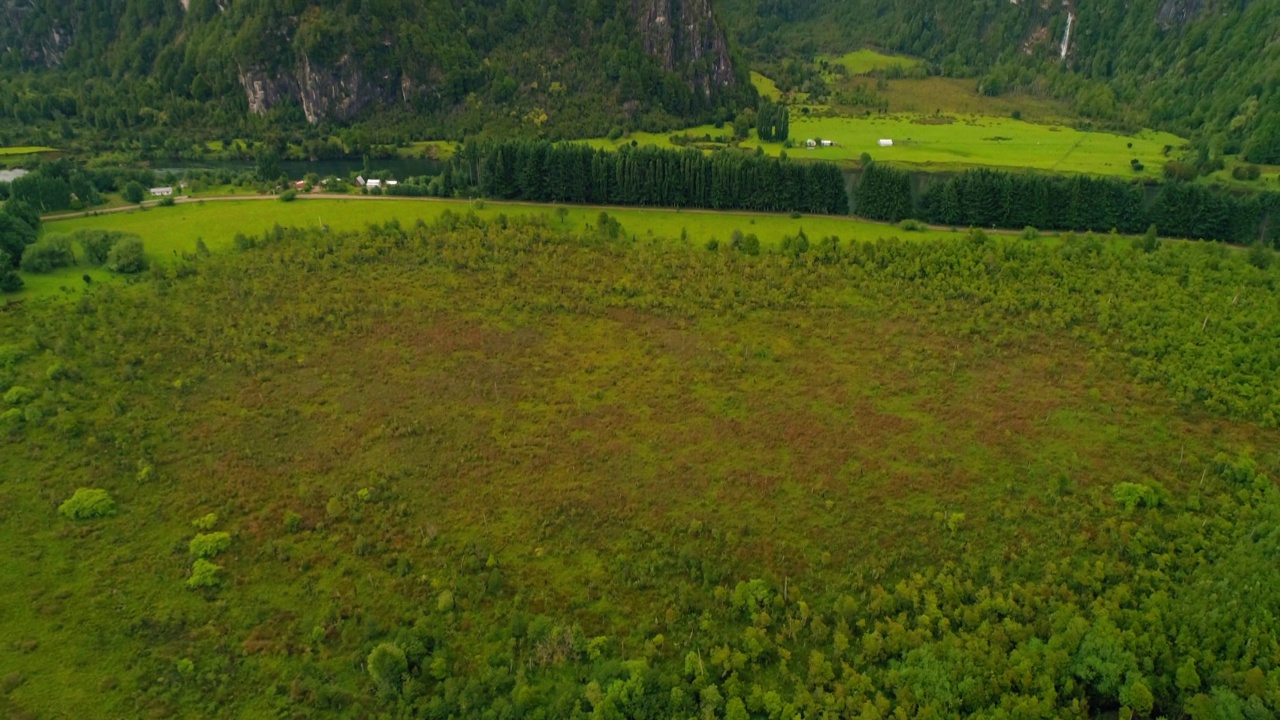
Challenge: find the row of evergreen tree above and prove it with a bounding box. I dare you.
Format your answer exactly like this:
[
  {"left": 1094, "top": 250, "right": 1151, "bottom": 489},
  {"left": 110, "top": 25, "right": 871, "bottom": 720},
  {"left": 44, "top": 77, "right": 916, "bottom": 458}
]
[
  {"left": 431, "top": 140, "right": 848, "bottom": 215},
  {"left": 856, "top": 164, "right": 1280, "bottom": 246}
]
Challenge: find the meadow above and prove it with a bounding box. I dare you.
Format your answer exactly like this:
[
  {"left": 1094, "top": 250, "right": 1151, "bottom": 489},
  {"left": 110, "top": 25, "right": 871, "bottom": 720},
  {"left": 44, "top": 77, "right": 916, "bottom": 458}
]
[
  {"left": 585, "top": 107, "right": 1183, "bottom": 177},
  {"left": 0, "top": 216, "right": 1277, "bottom": 718},
  {"left": 0, "top": 146, "right": 55, "bottom": 156},
  {"left": 816, "top": 49, "right": 923, "bottom": 75},
  {"left": 20, "top": 197, "right": 964, "bottom": 300},
  {"left": 740, "top": 114, "right": 1183, "bottom": 176}
]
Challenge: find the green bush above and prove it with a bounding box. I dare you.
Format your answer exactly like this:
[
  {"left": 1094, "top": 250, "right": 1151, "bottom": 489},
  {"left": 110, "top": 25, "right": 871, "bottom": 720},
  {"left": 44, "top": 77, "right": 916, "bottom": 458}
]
[
  {"left": 20, "top": 234, "right": 75, "bottom": 273},
  {"left": 367, "top": 643, "right": 408, "bottom": 693},
  {"left": 279, "top": 189, "right": 298, "bottom": 202},
  {"left": 191, "top": 513, "right": 218, "bottom": 531},
  {"left": 1020, "top": 226, "right": 1040, "bottom": 240},
  {"left": 58, "top": 488, "right": 117, "bottom": 520},
  {"left": 898, "top": 219, "right": 926, "bottom": 232},
  {"left": 1112, "top": 481, "right": 1166, "bottom": 511},
  {"left": 76, "top": 230, "right": 139, "bottom": 265},
  {"left": 123, "top": 181, "right": 145, "bottom": 204},
  {"left": 4, "top": 385, "right": 35, "bottom": 405},
  {"left": 186, "top": 558, "right": 222, "bottom": 589},
  {"left": 106, "top": 237, "right": 148, "bottom": 274},
  {"left": 0, "top": 213, "right": 37, "bottom": 268},
  {"left": 189, "top": 531, "right": 231, "bottom": 558}
]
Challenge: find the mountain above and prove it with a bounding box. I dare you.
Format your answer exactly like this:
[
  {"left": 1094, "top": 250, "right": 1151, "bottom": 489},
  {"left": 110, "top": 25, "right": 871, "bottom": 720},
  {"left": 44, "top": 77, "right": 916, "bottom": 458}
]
[
  {"left": 722, "top": 0, "right": 1280, "bottom": 164},
  {"left": 0, "top": 0, "right": 753, "bottom": 140}
]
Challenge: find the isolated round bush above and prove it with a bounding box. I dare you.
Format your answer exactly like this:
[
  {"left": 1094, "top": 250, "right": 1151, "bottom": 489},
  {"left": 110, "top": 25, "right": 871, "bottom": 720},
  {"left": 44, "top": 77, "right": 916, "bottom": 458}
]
[
  {"left": 58, "top": 488, "right": 117, "bottom": 520},
  {"left": 367, "top": 643, "right": 408, "bottom": 692}
]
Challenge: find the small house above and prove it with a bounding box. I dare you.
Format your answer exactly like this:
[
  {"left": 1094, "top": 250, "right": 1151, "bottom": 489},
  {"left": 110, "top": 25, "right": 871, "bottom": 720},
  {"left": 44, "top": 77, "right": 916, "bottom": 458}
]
[
  {"left": 820, "top": 139, "right": 836, "bottom": 147},
  {"left": 356, "top": 175, "right": 367, "bottom": 187},
  {"left": 293, "top": 180, "right": 306, "bottom": 190},
  {"left": 365, "top": 179, "right": 383, "bottom": 190},
  {"left": 385, "top": 180, "right": 398, "bottom": 187},
  {"left": 805, "top": 139, "right": 818, "bottom": 149},
  {"left": 878, "top": 139, "right": 894, "bottom": 147},
  {"left": 149, "top": 187, "right": 173, "bottom": 197}
]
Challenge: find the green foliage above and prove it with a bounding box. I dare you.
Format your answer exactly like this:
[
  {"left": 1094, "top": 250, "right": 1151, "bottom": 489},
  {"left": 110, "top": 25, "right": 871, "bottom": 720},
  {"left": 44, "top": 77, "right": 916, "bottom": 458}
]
[
  {"left": 123, "top": 181, "right": 145, "bottom": 204},
  {"left": 366, "top": 643, "right": 407, "bottom": 693},
  {"left": 3, "top": 385, "right": 35, "bottom": 405},
  {"left": 186, "top": 559, "right": 222, "bottom": 589},
  {"left": 106, "top": 236, "right": 147, "bottom": 274},
  {"left": 19, "top": 234, "right": 75, "bottom": 273},
  {"left": 1112, "top": 481, "right": 1166, "bottom": 511},
  {"left": 2, "top": 219, "right": 1280, "bottom": 718},
  {"left": 58, "top": 488, "right": 116, "bottom": 520},
  {"left": 188, "top": 532, "right": 231, "bottom": 559},
  {"left": 279, "top": 189, "right": 298, "bottom": 202},
  {"left": 191, "top": 513, "right": 218, "bottom": 531},
  {"left": 0, "top": 212, "right": 37, "bottom": 269},
  {"left": 0, "top": 253, "right": 21, "bottom": 292},
  {"left": 450, "top": 139, "right": 848, "bottom": 215}
]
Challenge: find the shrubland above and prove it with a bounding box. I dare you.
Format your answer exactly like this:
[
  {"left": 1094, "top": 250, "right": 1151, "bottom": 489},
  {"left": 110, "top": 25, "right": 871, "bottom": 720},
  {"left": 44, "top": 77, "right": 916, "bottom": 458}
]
[{"left": 0, "top": 214, "right": 1277, "bottom": 718}]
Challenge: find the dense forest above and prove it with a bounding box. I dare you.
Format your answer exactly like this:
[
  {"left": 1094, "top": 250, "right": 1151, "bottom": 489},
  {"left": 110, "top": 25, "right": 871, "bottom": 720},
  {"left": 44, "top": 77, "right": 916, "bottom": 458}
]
[
  {"left": 0, "top": 0, "right": 755, "bottom": 146},
  {"left": 1, "top": 217, "right": 1278, "bottom": 717},
  {"left": 392, "top": 140, "right": 848, "bottom": 215},
  {"left": 722, "top": 0, "right": 1280, "bottom": 164},
  {"left": 856, "top": 164, "right": 1280, "bottom": 247}
]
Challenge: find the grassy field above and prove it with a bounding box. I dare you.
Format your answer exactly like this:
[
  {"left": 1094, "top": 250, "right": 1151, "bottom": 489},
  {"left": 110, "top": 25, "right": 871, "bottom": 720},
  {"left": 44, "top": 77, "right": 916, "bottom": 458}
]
[
  {"left": 817, "top": 49, "right": 923, "bottom": 75},
  {"left": 0, "top": 146, "right": 55, "bottom": 156},
  {"left": 1, "top": 216, "right": 1277, "bottom": 718},
  {"left": 19, "top": 197, "right": 964, "bottom": 300},
  {"left": 750, "top": 71, "right": 783, "bottom": 101},
  {"left": 739, "top": 114, "right": 1183, "bottom": 176}
]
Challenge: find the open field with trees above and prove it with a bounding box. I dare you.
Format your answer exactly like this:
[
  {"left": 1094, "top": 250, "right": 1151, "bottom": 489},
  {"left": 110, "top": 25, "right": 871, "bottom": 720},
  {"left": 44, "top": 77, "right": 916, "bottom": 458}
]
[
  {"left": 1, "top": 216, "right": 1278, "bottom": 718},
  {"left": 20, "top": 197, "right": 961, "bottom": 300}
]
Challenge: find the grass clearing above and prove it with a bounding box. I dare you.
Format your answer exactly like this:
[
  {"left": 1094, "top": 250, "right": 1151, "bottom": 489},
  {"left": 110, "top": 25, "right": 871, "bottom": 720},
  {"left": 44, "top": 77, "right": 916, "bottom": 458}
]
[
  {"left": 818, "top": 49, "right": 923, "bottom": 75},
  {"left": 751, "top": 71, "right": 783, "bottom": 101},
  {"left": 22, "top": 197, "right": 964, "bottom": 299},
  {"left": 741, "top": 113, "right": 1183, "bottom": 176},
  {"left": 0, "top": 146, "right": 55, "bottom": 156}
]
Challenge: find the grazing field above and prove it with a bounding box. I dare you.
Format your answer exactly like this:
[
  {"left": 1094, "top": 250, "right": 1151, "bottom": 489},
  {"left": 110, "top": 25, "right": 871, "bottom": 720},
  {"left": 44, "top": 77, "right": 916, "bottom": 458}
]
[
  {"left": 750, "top": 71, "right": 783, "bottom": 101},
  {"left": 742, "top": 114, "right": 1183, "bottom": 176},
  {"left": 0, "top": 146, "right": 55, "bottom": 156},
  {"left": 817, "top": 49, "right": 923, "bottom": 75},
  {"left": 873, "top": 76, "right": 1076, "bottom": 122},
  {"left": 584, "top": 106, "right": 1185, "bottom": 177},
  {"left": 20, "top": 197, "right": 963, "bottom": 299},
  {"left": 1, "top": 217, "right": 1277, "bottom": 718}
]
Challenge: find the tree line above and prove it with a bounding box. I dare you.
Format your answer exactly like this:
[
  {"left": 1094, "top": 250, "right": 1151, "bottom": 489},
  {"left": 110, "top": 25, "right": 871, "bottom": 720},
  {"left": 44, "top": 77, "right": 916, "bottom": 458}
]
[
  {"left": 857, "top": 163, "right": 1280, "bottom": 246},
  {"left": 402, "top": 140, "right": 849, "bottom": 215}
]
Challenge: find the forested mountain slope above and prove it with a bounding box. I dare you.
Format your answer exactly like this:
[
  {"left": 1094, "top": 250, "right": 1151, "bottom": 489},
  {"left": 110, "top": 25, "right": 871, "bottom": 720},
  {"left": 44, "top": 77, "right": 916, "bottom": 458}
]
[
  {"left": 724, "top": 0, "right": 1280, "bottom": 163},
  {"left": 0, "top": 0, "right": 753, "bottom": 140}
]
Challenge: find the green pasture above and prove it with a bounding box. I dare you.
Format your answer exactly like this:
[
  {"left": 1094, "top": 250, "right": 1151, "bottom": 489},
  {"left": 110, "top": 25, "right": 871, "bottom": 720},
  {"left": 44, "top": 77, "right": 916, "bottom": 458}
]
[
  {"left": 0, "top": 146, "right": 55, "bottom": 156},
  {"left": 21, "top": 197, "right": 963, "bottom": 299},
  {"left": 818, "top": 49, "right": 924, "bottom": 75},
  {"left": 584, "top": 110, "right": 1186, "bottom": 178},
  {"left": 742, "top": 114, "right": 1184, "bottom": 176},
  {"left": 751, "top": 71, "right": 783, "bottom": 101}
]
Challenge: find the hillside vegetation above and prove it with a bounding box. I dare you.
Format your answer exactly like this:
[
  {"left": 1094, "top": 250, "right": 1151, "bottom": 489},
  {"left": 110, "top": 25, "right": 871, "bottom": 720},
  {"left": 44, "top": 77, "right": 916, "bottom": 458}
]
[
  {"left": 1, "top": 216, "right": 1278, "bottom": 718},
  {"left": 0, "top": 0, "right": 753, "bottom": 146},
  {"left": 724, "top": 0, "right": 1280, "bottom": 165}
]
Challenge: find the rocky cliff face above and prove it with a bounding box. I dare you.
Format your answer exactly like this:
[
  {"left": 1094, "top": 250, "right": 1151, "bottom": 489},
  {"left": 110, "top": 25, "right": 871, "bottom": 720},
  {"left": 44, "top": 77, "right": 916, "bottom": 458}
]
[
  {"left": 240, "top": 54, "right": 404, "bottom": 124},
  {"left": 234, "top": 0, "right": 738, "bottom": 123},
  {"left": 633, "top": 0, "right": 737, "bottom": 100}
]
